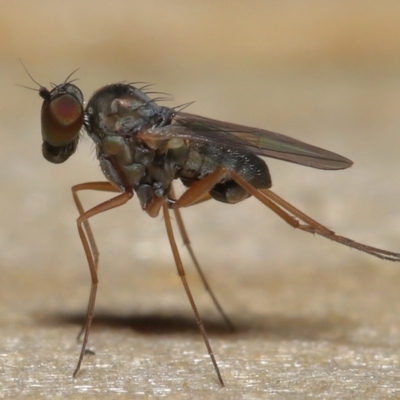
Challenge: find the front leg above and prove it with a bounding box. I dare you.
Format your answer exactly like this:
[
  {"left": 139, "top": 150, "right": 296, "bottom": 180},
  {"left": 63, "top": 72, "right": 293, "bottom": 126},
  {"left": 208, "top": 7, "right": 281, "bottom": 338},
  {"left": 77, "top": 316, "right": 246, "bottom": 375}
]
[
  {"left": 70, "top": 181, "right": 133, "bottom": 377},
  {"left": 72, "top": 182, "right": 120, "bottom": 273}
]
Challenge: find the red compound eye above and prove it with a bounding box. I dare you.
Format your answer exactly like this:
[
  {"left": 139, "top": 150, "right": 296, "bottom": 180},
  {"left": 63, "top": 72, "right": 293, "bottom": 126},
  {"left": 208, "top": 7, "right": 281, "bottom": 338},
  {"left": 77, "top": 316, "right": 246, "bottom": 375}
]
[{"left": 50, "top": 93, "right": 82, "bottom": 126}]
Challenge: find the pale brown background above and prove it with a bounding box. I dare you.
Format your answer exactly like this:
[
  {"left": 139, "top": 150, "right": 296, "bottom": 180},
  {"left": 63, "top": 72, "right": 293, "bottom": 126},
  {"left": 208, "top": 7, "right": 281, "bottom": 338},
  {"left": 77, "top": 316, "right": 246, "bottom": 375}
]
[{"left": 1, "top": 1, "right": 400, "bottom": 398}]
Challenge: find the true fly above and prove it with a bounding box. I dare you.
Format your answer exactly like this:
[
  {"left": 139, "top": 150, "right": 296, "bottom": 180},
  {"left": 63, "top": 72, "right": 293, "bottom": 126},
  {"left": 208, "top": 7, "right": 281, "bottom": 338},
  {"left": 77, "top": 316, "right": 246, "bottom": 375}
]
[{"left": 27, "top": 69, "right": 400, "bottom": 386}]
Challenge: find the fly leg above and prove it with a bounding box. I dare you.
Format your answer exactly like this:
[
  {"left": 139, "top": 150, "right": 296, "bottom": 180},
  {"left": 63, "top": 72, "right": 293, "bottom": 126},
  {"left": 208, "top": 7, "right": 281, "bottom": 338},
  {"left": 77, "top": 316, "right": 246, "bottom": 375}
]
[
  {"left": 169, "top": 185, "right": 234, "bottom": 331},
  {"left": 227, "top": 171, "right": 400, "bottom": 262},
  {"left": 174, "top": 169, "right": 234, "bottom": 208},
  {"left": 71, "top": 181, "right": 133, "bottom": 377},
  {"left": 175, "top": 168, "right": 400, "bottom": 262},
  {"left": 72, "top": 182, "right": 121, "bottom": 271},
  {"left": 258, "top": 188, "right": 400, "bottom": 261},
  {"left": 72, "top": 182, "right": 120, "bottom": 342},
  {"left": 162, "top": 202, "right": 225, "bottom": 386}
]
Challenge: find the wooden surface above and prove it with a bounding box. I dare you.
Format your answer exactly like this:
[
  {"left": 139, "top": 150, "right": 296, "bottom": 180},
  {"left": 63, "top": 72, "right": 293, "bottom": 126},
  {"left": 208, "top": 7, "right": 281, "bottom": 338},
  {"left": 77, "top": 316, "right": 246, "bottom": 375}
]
[{"left": 1, "top": 1, "right": 400, "bottom": 398}]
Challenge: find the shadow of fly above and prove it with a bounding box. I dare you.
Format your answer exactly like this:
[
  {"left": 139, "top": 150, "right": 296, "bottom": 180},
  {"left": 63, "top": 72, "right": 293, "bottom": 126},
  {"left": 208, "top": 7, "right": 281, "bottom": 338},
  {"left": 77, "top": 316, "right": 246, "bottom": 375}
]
[{"left": 23, "top": 67, "right": 400, "bottom": 387}]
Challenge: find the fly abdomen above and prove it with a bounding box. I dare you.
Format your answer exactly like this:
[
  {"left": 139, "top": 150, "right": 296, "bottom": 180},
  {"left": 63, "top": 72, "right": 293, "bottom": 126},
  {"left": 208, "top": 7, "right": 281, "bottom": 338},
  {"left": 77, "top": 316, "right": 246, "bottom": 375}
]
[{"left": 179, "top": 142, "right": 272, "bottom": 204}]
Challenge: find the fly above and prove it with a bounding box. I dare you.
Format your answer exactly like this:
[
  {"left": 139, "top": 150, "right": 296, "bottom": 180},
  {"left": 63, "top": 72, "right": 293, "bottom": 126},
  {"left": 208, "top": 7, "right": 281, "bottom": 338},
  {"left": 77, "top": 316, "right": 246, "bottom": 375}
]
[{"left": 26, "top": 70, "right": 400, "bottom": 387}]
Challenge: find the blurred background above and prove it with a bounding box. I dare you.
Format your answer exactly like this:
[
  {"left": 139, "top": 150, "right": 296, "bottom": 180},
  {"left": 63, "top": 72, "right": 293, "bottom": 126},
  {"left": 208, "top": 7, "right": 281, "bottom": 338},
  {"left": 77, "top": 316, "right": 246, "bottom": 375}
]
[{"left": 1, "top": 1, "right": 400, "bottom": 397}]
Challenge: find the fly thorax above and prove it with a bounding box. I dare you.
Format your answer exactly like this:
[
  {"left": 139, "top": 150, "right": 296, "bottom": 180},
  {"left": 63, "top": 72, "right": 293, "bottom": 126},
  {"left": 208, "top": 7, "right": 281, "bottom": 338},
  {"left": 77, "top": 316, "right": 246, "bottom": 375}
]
[
  {"left": 101, "top": 135, "right": 133, "bottom": 165},
  {"left": 99, "top": 155, "right": 146, "bottom": 191},
  {"left": 98, "top": 136, "right": 153, "bottom": 190},
  {"left": 129, "top": 142, "right": 157, "bottom": 166}
]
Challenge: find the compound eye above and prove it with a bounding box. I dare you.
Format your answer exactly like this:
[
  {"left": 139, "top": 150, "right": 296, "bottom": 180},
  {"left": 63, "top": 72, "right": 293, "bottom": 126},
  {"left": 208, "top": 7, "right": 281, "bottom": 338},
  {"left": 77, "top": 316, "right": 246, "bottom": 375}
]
[
  {"left": 41, "top": 86, "right": 84, "bottom": 147},
  {"left": 51, "top": 93, "right": 82, "bottom": 125}
]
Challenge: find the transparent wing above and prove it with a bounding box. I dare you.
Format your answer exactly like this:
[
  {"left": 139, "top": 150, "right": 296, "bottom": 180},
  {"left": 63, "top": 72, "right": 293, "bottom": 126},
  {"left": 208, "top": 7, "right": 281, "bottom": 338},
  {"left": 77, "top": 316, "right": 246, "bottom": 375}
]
[
  {"left": 173, "top": 112, "right": 353, "bottom": 170},
  {"left": 142, "top": 112, "right": 353, "bottom": 170}
]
